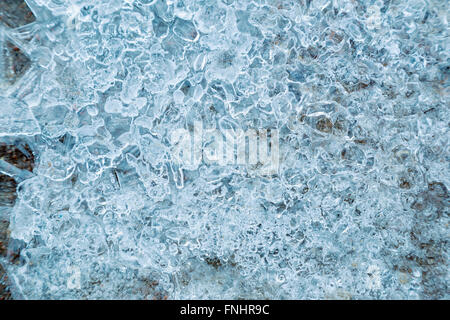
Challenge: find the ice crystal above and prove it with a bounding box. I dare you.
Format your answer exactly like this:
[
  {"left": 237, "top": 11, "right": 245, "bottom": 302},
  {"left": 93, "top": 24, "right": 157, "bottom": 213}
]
[{"left": 0, "top": 0, "right": 448, "bottom": 299}]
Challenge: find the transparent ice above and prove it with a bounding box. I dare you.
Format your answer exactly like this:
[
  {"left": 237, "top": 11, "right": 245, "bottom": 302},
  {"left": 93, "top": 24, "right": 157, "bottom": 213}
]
[{"left": 0, "top": 0, "right": 448, "bottom": 299}]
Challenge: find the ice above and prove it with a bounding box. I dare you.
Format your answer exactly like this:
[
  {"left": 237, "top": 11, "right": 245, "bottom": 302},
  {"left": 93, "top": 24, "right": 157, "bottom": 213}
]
[
  {"left": 104, "top": 98, "right": 123, "bottom": 114},
  {"left": 0, "top": 0, "right": 448, "bottom": 300},
  {"left": 0, "top": 97, "right": 40, "bottom": 137},
  {"left": 173, "top": 17, "right": 199, "bottom": 42}
]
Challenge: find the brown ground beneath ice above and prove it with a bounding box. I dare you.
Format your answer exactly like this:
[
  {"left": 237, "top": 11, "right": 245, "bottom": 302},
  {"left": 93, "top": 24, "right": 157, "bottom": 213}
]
[{"left": 0, "top": 143, "right": 35, "bottom": 300}]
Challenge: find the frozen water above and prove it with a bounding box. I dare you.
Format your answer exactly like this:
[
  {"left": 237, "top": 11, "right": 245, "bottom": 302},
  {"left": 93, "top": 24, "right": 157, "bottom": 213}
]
[
  {"left": 0, "top": 0, "right": 449, "bottom": 299},
  {"left": 0, "top": 97, "right": 40, "bottom": 136}
]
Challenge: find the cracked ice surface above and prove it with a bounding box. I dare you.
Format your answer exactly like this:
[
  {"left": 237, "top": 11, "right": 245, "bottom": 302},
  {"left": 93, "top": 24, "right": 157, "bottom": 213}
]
[{"left": 0, "top": 0, "right": 449, "bottom": 299}]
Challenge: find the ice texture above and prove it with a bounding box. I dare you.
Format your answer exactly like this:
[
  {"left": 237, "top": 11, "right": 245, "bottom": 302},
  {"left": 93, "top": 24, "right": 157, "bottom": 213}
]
[
  {"left": 0, "top": 0, "right": 449, "bottom": 299},
  {"left": 0, "top": 97, "right": 40, "bottom": 136}
]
